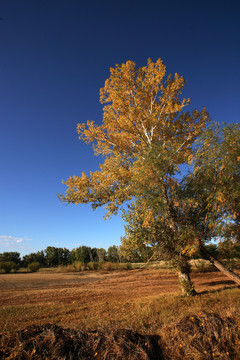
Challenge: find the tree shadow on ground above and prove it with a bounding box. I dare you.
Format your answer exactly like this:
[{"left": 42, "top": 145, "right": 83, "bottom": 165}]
[
  {"left": 198, "top": 284, "right": 239, "bottom": 296},
  {"left": 202, "top": 279, "right": 236, "bottom": 286}
]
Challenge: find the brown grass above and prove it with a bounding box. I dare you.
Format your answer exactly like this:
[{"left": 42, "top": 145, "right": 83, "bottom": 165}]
[
  {"left": 1, "top": 312, "right": 239, "bottom": 359},
  {"left": 0, "top": 268, "right": 240, "bottom": 358}
]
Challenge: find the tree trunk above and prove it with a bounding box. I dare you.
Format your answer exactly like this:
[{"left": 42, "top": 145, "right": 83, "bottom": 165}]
[
  {"left": 177, "top": 257, "right": 197, "bottom": 296},
  {"left": 200, "top": 246, "right": 240, "bottom": 286},
  {"left": 178, "top": 270, "right": 197, "bottom": 296}
]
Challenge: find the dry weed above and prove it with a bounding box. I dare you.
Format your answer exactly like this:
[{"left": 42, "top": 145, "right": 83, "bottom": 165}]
[
  {"left": 161, "top": 311, "right": 240, "bottom": 359},
  {"left": 1, "top": 312, "right": 240, "bottom": 359}
]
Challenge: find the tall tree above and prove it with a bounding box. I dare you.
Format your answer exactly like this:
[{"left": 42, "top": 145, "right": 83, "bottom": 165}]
[
  {"left": 58, "top": 248, "right": 71, "bottom": 265},
  {"left": 60, "top": 58, "right": 210, "bottom": 295},
  {"left": 107, "top": 245, "right": 120, "bottom": 262},
  {"left": 73, "top": 246, "right": 92, "bottom": 264},
  {"left": 97, "top": 248, "right": 107, "bottom": 262},
  {"left": 45, "top": 247, "right": 59, "bottom": 267}
]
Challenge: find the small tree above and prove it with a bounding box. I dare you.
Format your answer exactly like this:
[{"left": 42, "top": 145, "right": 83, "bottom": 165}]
[{"left": 27, "top": 262, "right": 41, "bottom": 272}]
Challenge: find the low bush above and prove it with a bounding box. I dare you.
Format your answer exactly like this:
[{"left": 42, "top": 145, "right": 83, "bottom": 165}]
[
  {"left": 57, "top": 261, "right": 134, "bottom": 273},
  {"left": 27, "top": 262, "right": 41, "bottom": 272},
  {"left": 58, "top": 262, "right": 86, "bottom": 272},
  {"left": 73, "top": 261, "right": 86, "bottom": 271},
  {"left": 99, "top": 262, "right": 132, "bottom": 271},
  {"left": 102, "top": 262, "right": 115, "bottom": 271},
  {"left": 97, "top": 260, "right": 105, "bottom": 270},
  {"left": 118, "top": 262, "right": 132, "bottom": 270},
  {"left": 0, "top": 261, "right": 19, "bottom": 273},
  {"left": 87, "top": 261, "right": 99, "bottom": 270}
]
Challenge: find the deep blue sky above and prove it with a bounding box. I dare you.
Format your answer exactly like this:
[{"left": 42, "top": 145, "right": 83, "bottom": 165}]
[{"left": 0, "top": 0, "right": 239, "bottom": 255}]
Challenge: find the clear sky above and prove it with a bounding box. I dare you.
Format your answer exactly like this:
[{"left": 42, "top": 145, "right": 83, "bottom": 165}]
[{"left": 0, "top": 0, "right": 239, "bottom": 256}]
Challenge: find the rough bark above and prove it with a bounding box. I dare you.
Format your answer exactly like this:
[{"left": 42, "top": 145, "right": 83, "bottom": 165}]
[
  {"left": 200, "top": 246, "right": 240, "bottom": 286},
  {"left": 177, "top": 270, "right": 197, "bottom": 296},
  {"left": 177, "top": 256, "right": 197, "bottom": 296}
]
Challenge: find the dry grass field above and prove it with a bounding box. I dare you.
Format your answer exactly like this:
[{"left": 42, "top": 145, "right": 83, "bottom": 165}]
[
  {"left": 0, "top": 268, "right": 239, "bottom": 332},
  {"left": 1, "top": 268, "right": 240, "bottom": 359}
]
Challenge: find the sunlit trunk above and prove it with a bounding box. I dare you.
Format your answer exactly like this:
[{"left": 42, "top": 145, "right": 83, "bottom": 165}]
[{"left": 177, "top": 256, "right": 197, "bottom": 296}]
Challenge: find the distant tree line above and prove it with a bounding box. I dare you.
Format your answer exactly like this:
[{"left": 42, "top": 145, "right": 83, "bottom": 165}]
[
  {"left": 0, "top": 241, "right": 239, "bottom": 273},
  {"left": 0, "top": 245, "right": 122, "bottom": 271}
]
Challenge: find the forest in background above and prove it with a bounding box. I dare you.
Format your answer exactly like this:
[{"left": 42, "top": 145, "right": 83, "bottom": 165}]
[{"left": 1, "top": 240, "right": 240, "bottom": 273}]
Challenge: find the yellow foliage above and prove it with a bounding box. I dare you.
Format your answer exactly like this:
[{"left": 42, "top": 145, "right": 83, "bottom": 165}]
[
  {"left": 143, "top": 210, "right": 154, "bottom": 229},
  {"left": 60, "top": 58, "right": 210, "bottom": 217}
]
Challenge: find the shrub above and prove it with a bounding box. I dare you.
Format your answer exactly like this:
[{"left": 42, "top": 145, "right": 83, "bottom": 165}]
[
  {"left": 74, "top": 261, "right": 85, "bottom": 271},
  {"left": 98, "top": 260, "right": 105, "bottom": 270},
  {"left": 0, "top": 261, "right": 19, "bottom": 273},
  {"left": 27, "top": 262, "right": 41, "bottom": 272},
  {"left": 121, "top": 262, "right": 132, "bottom": 270},
  {"left": 66, "top": 264, "right": 76, "bottom": 272},
  {"left": 102, "top": 262, "right": 115, "bottom": 271},
  {"left": 87, "top": 262, "right": 99, "bottom": 270},
  {"left": 57, "top": 262, "right": 86, "bottom": 272},
  {"left": 57, "top": 264, "right": 75, "bottom": 272}
]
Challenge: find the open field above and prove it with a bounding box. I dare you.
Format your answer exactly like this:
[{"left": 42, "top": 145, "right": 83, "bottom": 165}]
[
  {"left": 1, "top": 268, "right": 240, "bottom": 334},
  {"left": 1, "top": 268, "right": 240, "bottom": 359}
]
